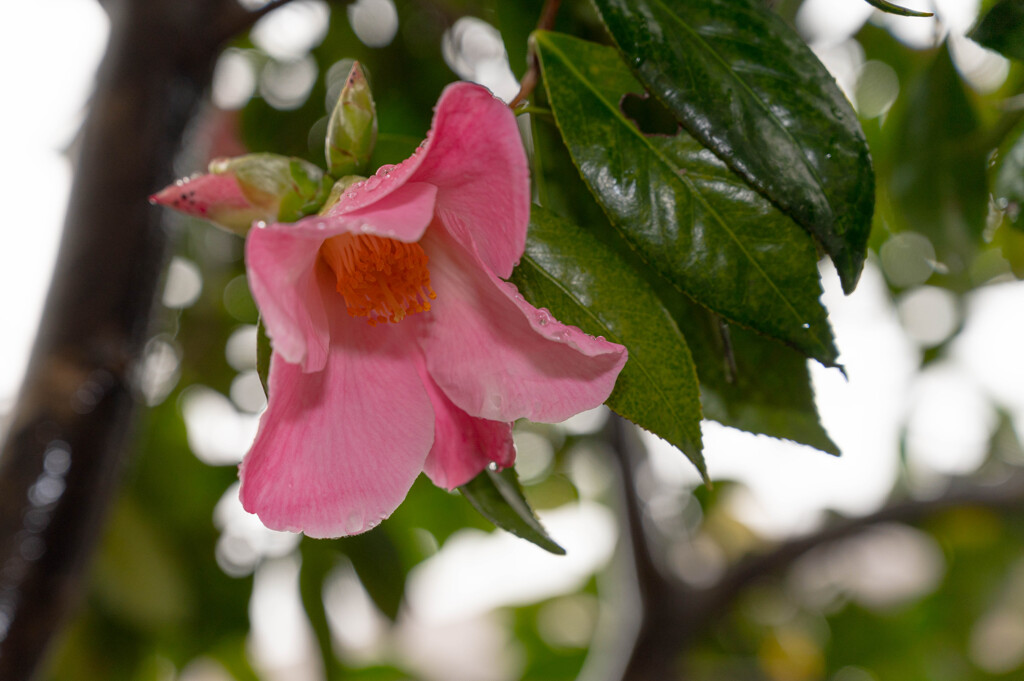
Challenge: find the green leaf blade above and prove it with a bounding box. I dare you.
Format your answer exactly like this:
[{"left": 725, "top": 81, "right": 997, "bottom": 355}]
[
  {"left": 969, "top": 0, "right": 1024, "bottom": 62},
  {"left": 512, "top": 205, "right": 706, "bottom": 477},
  {"left": 459, "top": 468, "right": 566, "bottom": 555},
  {"left": 535, "top": 31, "right": 839, "bottom": 367},
  {"left": 590, "top": 0, "right": 875, "bottom": 293},
  {"left": 672, "top": 299, "right": 839, "bottom": 455}
]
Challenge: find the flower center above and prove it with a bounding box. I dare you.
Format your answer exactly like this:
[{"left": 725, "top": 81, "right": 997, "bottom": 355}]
[{"left": 320, "top": 233, "right": 436, "bottom": 325}]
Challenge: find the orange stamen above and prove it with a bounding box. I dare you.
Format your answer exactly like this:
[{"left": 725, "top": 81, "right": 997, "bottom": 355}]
[{"left": 320, "top": 233, "right": 436, "bottom": 325}]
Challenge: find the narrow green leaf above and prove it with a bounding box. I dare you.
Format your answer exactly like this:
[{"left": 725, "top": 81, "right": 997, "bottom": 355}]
[
  {"left": 298, "top": 541, "right": 343, "bottom": 678},
  {"left": 969, "top": 0, "right": 1024, "bottom": 62},
  {"left": 863, "top": 0, "right": 933, "bottom": 17},
  {"left": 535, "top": 32, "right": 839, "bottom": 367},
  {"left": 589, "top": 0, "right": 874, "bottom": 293},
  {"left": 459, "top": 467, "right": 565, "bottom": 555},
  {"left": 256, "top": 315, "right": 271, "bottom": 395},
  {"left": 511, "top": 205, "right": 706, "bottom": 477}
]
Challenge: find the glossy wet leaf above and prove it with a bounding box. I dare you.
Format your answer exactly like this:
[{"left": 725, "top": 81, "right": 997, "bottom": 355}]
[
  {"left": 459, "top": 467, "right": 565, "bottom": 555},
  {"left": 535, "top": 32, "right": 838, "bottom": 367},
  {"left": 969, "top": 0, "right": 1024, "bottom": 62},
  {"left": 512, "top": 205, "right": 706, "bottom": 477},
  {"left": 863, "top": 0, "right": 933, "bottom": 17},
  {"left": 590, "top": 0, "right": 874, "bottom": 293}
]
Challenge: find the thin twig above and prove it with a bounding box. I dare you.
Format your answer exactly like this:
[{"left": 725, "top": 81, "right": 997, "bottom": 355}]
[
  {"left": 509, "top": 0, "right": 562, "bottom": 109},
  {"left": 214, "top": 0, "right": 302, "bottom": 45}
]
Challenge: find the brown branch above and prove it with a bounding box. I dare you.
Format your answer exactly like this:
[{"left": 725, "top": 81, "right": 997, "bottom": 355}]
[
  {"left": 600, "top": 416, "right": 1024, "bottom": 681},
  {"left": 0, "top": 1, "right": 246, "bottom": 677},
  {"left": 694, "top": 471, "right": 1024, "bottom": 626},
  {"left": 214, "top": 0, "right": 302, "bottom": 46},
  {"left": 509, "top": 0, "right": 562, "bottom": 109},
  {"left": 602, "top": 415, "right": 695, "bottom": 681}
]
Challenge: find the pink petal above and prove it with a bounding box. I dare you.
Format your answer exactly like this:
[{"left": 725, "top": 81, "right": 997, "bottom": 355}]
[
  {"left": 419, "top": 229, "right": 628, "bottom": 424},
  {"left": 324, "top": 181, "right": 437, "bottom": 243},
  {"left": 410, "top": 83, "right": 530, "bottom": 279},
  {"left": 329, "top": 83, "right": 529, "bottom": 278},
  {"left": 246, "top": 225, "right": 331, "bottom": 372},
  {"left": 246, "top": 181, "right": 437, "bottom": 371},
  {"left": 239, "top": 318, "right": 434, "bottom": 538},
  {"left": 418, "top": 366, "right": 515, "bottom": 490},
  {"left": 150, "top": 172, "right": 267, "bottom": 232}
]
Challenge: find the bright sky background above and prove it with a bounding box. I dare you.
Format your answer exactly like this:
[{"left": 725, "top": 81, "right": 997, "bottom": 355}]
[{"left": 4, "top": 2, "right": 1024, "bottom": 677}]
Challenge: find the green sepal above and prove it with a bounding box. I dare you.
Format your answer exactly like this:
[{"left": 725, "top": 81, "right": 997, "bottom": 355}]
[
  {"left": 459, "top": 467, "right": 566, "bottom": 555},
  {"left": 319, "top": 175, "right": 367, "bottom": 215},
  {"left": 211, "top": 153, "right": 331, "bottom": 227},
  {"left": 325, "top": 62, "right": 378, "bottom": 177}
]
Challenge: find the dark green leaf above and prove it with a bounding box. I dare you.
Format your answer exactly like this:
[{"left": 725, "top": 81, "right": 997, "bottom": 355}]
[
  {"left": 526, "top": 104, "right": 835, "bottom": 453},
  {"left": 670, "top": 297, "right": 839, "bottom": 455},
  {"left": 511, "top": 205, "right": 706, "bottom": 477},
  {"left": 863, "top": 0, "right": 933, "bottom": 17},
  {"left": 368, "top": 133, "right": 422, "bottom": 168},
  {"left": 535, "top": 32, "right": 839, "bottom": 367},
  {"left": 969, "top": 0, "right": 1024, "bottom": 62},
  {"left": 886, "top": 42, "right": 987, "bottom": 281},
  {"left": 345, "top": 530, "right": 408, "bottom": 620},
  {"left": 589, "top": 0, "right": 874, "bottom": 293},
  {"left": 459, "top": 467, "right": 565, "bottom": 555}
]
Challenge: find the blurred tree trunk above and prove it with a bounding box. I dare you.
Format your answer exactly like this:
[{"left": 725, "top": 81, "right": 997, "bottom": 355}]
[{"left": 0, "top": 1, "right": 261, "bottom": 677}]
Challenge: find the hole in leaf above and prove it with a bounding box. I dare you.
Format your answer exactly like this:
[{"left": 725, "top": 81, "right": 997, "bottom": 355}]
[{"left": 620, "top": 92, "right": 680, "bottom": 137}]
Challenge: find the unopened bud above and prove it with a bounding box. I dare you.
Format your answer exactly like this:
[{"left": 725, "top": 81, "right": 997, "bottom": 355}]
[
  {"left": 325, "top": 62, "right": 377, "bottom": 177},
  {"left": 150, "top": 154, "right": 331, "bottom": 235}
]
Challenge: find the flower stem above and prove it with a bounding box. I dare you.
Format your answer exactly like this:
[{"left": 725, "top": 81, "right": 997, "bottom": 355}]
[{"left": 508, "top": 0, "right": 562, "bottom": 109}]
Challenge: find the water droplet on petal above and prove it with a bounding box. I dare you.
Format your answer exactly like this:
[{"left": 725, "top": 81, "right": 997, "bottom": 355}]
[
  {"left": 364, "top": 176, "right": 381, "bottom": 190},
  {"left": 535, "top": 308, "right": 551, "bottom": 326},
  {"left": 345, "top": 512, "right": 365, "bottom": 534},
  {"left": 255, "top": 220, "right": 267, "bottom": 229}
]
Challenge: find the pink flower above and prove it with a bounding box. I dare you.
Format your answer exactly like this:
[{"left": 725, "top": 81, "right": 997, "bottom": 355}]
[{"left": 241, "top": 82, "right": 627, "bottom": 537}]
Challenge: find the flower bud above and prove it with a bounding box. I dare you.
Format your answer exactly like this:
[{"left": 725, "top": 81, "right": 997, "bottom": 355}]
[
  {"left": 150, "top": 154, "right": 331, "bottom": 235},
  {"left": 325, "top": 62, "right": 377, "bottom": 177}
]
